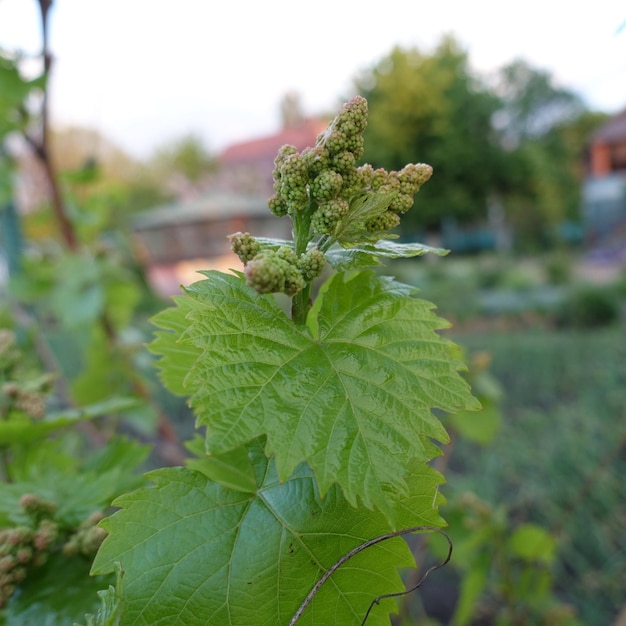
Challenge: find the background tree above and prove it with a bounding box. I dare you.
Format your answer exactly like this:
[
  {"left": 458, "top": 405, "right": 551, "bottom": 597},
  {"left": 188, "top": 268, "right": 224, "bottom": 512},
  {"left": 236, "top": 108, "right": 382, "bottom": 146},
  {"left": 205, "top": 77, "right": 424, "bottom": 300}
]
[
  {"left": 150, "top": 133, "right": 217, "bottom": 198},
  {"left": 354, "top": 41, "right": 608, "bottom": 248},
  {"left": 493, "top": 60, "right": 605, "bottom": 247},
  {"left": 354, "top": 37, "right": 506, "bottom": 232},
  {"left": 493, "top": 59, "right": 586, "bottom": 145}
]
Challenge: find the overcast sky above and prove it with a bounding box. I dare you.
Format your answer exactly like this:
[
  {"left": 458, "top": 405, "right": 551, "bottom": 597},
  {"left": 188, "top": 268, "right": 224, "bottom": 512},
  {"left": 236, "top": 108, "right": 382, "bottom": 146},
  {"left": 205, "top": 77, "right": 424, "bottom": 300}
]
[{"left": 1, "top": 0, "right": 625, "bottom": 159}]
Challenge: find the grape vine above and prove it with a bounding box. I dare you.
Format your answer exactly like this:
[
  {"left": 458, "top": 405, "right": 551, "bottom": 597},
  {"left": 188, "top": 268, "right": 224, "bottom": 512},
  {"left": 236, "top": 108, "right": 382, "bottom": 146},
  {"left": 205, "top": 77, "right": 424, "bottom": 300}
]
[{"left": 92, "top": 96, "right": 479, "bottom": 625}]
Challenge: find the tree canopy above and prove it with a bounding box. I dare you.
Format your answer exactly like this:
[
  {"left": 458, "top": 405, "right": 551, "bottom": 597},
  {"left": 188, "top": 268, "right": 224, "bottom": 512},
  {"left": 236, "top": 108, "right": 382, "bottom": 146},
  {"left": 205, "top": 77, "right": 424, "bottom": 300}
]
[
  {"left": 353, "top": 38, "right": 607, "bottom": 245},
  {"left": 355, "top": 37, "right": 504, "bottom": 231},
  {"left": 492, "top": 59, "right": 605, "bottom": 245}
]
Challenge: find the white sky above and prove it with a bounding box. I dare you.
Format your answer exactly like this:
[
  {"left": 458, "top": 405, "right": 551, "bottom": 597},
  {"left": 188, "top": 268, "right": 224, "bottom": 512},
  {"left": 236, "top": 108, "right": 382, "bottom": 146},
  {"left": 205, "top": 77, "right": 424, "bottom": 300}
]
[{"left": 1, "top": 0, "right": 625, "bottom": 159}]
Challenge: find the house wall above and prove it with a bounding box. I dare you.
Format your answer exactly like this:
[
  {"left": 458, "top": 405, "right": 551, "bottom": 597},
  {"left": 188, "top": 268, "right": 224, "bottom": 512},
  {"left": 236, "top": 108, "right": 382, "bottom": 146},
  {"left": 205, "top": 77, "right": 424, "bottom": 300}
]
[{"left": 135, "top": 214, "right": 290, "bottom": 265}]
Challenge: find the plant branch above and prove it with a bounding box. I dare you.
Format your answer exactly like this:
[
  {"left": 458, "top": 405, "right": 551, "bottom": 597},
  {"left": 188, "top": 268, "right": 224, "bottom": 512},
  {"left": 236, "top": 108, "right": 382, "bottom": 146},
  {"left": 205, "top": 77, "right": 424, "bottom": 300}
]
[
  {"left": 288, "top": 526, "right": 452, "bottom": 626},
  {"left": 24, "top": 0, "right": 78, "bottom": 250},
  {"left": 290, "top": 203, "right": 314, "bottom": 324},
  {"left": 291, "top": 283, "right": 312, "bottom": 326}
]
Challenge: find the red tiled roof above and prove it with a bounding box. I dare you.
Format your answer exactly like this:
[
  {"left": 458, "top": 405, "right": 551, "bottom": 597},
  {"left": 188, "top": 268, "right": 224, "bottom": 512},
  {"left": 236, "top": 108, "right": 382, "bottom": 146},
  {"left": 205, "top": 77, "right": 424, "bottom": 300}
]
[
  {"left": 593, "top": 108, "right": 626, "bottom": 143},
  {"left": 219, "top": 118, "right": 328, "bottom": 164}
]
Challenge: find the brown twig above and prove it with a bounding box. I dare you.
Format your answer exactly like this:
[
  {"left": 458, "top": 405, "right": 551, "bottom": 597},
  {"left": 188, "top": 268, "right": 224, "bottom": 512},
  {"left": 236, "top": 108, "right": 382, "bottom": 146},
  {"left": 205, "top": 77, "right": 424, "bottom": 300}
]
[
  {"left": 288, "top": 526, "right": 452, "bottom": 626},
  {"left": 23, "top": 0, "right": 78, "bottom": 250}
]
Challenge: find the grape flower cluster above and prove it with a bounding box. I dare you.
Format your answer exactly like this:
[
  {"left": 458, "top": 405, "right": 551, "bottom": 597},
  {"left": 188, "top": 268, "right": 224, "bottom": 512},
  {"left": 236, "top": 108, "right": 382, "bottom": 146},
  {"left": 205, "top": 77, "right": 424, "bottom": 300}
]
[
  {"left": 0, "top": 494, "right": 107, "bottom": 608},
  {"left": 229, "top": 235, "right": 326, "bottom": 297},
  {"left": 0, "top": 495, "right": 59, "bottom": 608},
  {"left": 230, "top": 96, "right": 432, "bottom": 297},
  {"left": 1, "top": 329, "right": 50, "bottom": 420}
]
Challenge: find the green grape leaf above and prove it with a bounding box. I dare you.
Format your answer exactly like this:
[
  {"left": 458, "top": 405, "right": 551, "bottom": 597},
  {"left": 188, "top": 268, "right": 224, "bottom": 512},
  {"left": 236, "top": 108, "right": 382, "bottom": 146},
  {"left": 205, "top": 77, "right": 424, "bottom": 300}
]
[
  {"left": 74, "top": 564, "right": 124, "bottom": 626},
  {"left": 152, "top": 270, "right": 478, "bottom": 519},
  {"left": 0, "top": 437, "right": 149, "bottom": 527},
  {"left": 0, "top": 398, "right": 140, "bottom": 445},
  {"left": 324, "top": 246, "right": 383, "bottom": 271},
  {"left": 334, "top": 191, "right": 396, "bottom": 245},
  {"left": 149, "top": 295, "right": 208, "bottom": 396},
  {"left": 92, "top": 441, "right": 445, "bottom": 626},
  {"left": 325, "top": 240, "right": 448, "bottom": 271},
  {"left": 185, "top": 435, "right": 257, "bottom": 493},
  {"left": 5, "top": 554, "right": 113, "bottom": 626},
  {"left": 359, "top": 240, "right": 449, "bottom": 258},
  {"left": 507, "top": 524, "right": 556, "bottom": 564}
]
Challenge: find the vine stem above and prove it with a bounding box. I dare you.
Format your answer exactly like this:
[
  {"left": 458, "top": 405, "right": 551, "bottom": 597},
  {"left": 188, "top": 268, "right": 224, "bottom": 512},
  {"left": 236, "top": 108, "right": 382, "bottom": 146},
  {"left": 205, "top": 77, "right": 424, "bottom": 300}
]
[
  {"left": 24, "top": 0, "right": 78, "bottom": 250},
  {"left": 290, "top": 202, "right": 314, "bottom": 325},
  {"left": 288, "top": 526, "right": 452, "bottom": 626}
]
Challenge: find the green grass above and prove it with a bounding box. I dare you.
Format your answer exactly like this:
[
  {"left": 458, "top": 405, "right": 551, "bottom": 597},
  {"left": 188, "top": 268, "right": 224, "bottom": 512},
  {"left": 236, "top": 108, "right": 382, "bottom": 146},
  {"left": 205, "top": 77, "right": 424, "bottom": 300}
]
[{"left": 449, "top": 327, "right": 626, "bottom": 625}]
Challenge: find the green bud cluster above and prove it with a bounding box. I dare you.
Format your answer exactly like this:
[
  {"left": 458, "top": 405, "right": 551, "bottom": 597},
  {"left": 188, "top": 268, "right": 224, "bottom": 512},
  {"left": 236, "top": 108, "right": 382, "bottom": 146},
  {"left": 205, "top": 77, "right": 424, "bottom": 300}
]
[
  {"left": 227, "top": 96, "right": 432, "bottom": 305},
  {"left": 229, "top": 232, "right": 261, "bottom": 264},
  {"left": 364, "top": 211, "right": 401, "bottom": 233},
  {"left": 308, "top": 96, "right": 369, "bottom": 234},
  {"left": 0, "top": 330, "right": 19, "bottom": 370},
  {"left": 265, "top": 96, "right": 432, "bottom": 238},
  {"left": 18, "top": 494, "right": 57, "bottom": 520},
  {"left": 0, "top": 496, "right": 112, "bottom": 607},
  {"left": 357, "top": 163, "right": 433, "bottom": 233},
  {"left": 268, "top": 145, "right": 307, "bottom": 216},
  {"left": 297, "top": 248, "right": 327, "bottom": 282},
  {"left": 310, "top": 170, "right": 343, "bottom": 202},
  {"left": 230, "top": 233, "right": 326, "bottom": 297},
  {"left": 265, "top": 96, "right": 370, "bottom": 234},
  {"left": 311, "top": 198, "right": 349, "bottom": 235},
  {"left": 301, "top": 146, "right": 329, "bottom": 178},
  {"left": 1, "top": 330, "right": 53, "bottom": 420},
  {"left": 0, "top": 496, "right": 61, "bottom": 608},
  {"left": 2, "top": 382, "right": 47, "bottom": 419},
  {"left": 242, "top": 248, "right": 311, "bottom": 297},
  {"left": 63, "top": 511, "right": 107, "bottom": 558}
]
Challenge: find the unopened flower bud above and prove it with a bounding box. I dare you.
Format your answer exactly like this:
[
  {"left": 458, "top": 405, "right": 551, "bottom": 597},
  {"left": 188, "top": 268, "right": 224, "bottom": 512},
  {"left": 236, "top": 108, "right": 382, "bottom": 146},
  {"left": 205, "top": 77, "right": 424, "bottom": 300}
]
[
  {"left": 365, "top": 211, "right": 401, "bottom": 233},
  {"left": 229, "top": 232, "right": 261, "bottom": 264},
  {"left": 19, "top": 494, "right": 57, "bottom": 518},
  {"left": 298, "top": 249, "right": 326, "bottom": 282}
]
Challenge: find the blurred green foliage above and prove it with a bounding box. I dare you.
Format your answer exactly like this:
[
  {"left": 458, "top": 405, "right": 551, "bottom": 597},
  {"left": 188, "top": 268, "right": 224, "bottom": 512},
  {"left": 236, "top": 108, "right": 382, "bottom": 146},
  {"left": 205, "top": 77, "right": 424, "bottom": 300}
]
[
  {"left": 0, "top": 37, "right": 182, "bottom": 624},
  {"left": 452, "top": 327, "right": 626, "bottom": 625},
  {"left": 392, "top": 252, "right": 625, "bottom": 328},
  {"left": 0, "top": 326, "right": 149, "bottom": 623},
  {"left": 557, "top": 284, "right": 622, "bottom": 328}
]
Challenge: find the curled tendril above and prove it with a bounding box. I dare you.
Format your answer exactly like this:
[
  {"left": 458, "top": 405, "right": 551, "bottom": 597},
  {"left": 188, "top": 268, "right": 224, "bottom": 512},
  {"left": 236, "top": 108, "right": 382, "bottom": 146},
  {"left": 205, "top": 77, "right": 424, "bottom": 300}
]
[{"left": 288, "top": 525, "right": 452, "bottom": 626}]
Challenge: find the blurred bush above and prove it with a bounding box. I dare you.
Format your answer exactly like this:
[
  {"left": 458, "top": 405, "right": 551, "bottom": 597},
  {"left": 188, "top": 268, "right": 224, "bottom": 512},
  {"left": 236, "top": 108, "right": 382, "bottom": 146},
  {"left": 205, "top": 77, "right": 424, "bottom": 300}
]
[
  {"left": 545, "top": 252, "right": 573, "bottom": 286},
  {"left": 557, "top": 284, "right": 621, "bottom": 328}
]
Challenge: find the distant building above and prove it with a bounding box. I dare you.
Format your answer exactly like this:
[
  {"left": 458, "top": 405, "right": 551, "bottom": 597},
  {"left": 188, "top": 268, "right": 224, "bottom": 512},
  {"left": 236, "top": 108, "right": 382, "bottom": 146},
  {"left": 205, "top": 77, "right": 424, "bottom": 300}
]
[
  {"left": 583, "top": 109, "right": 626, "bottom": 252},
  {"left": 133, "top": 94, "right": 329, "bottom": 295},
  {"left": 588, "top": 110, "right": 626, "bottom": 176},
  {"left": 217, "top": 102, "right": 328, "bottom": 195},
  {"left": 133, "top": 191, "right": 290, "bottom": 297}
]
